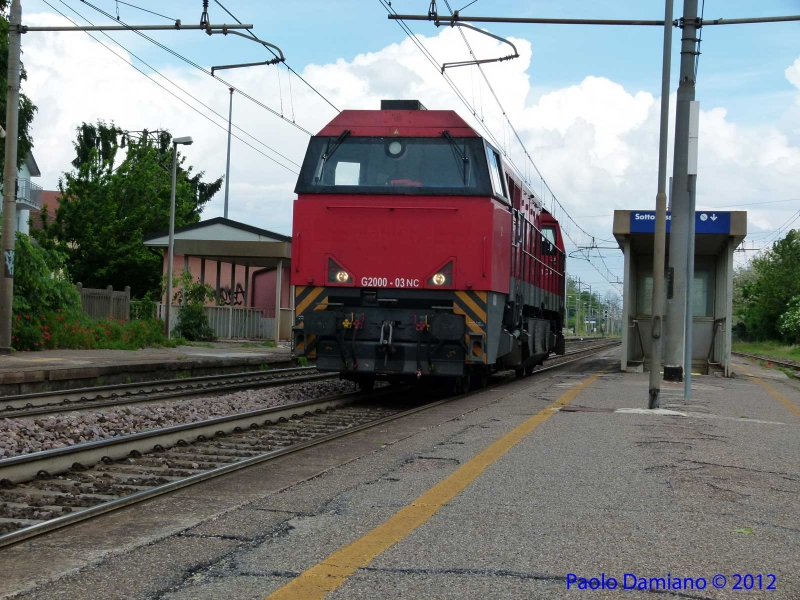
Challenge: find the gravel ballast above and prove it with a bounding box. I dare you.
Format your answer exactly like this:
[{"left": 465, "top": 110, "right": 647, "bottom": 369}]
[{"left": 0, "top": 378, "right": 365, "bottom": 459}]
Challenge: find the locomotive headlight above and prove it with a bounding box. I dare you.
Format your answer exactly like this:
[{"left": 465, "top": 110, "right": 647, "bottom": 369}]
[
  {"left": 336, "top": 271, "right": 350, "bottom": 283},
  {"left": 426, "top": 260, "right": 454, "bottom": 287}
]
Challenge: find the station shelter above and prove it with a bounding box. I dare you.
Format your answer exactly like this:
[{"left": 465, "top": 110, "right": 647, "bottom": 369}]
[
  {"left": 613, "top": 210, "right": 747, "bottom": 376},
  {"left": 143, "top": 218, "right": 293, "bottom": 342}
]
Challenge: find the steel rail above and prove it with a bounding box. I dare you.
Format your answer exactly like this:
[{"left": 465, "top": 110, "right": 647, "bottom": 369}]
[
  {"left": 0, "top": 340, "right": 618, "bottom": 549},
  {"left": 0, "top": 366, "right": 323, "bottom": 412},
  {"left": 2, "top": 374, "right": 338, "bottom": 419},
  {"left": 731, "top": 351, "right": 800, "bottom": 372},
  {"left": 1, "top": 340, "right": 601, "bottom": 415}
]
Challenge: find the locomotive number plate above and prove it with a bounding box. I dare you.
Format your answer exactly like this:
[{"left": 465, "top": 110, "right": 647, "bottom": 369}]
[{"left": 361, "top": 277, "right": 421, "bottom": 288}]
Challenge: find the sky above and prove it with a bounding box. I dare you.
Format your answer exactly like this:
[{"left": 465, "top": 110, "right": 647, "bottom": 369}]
[{"left": 17, "top": 0, "right": 800, "bottom": 298}]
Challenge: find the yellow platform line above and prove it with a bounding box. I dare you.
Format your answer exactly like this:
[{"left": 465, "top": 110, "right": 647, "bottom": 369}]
[
  {"left": 746, "top": 372, "right": 800, "bottom": 417},
  {"left": 265, "top": 371, "right": 603, "bottom": 600}
]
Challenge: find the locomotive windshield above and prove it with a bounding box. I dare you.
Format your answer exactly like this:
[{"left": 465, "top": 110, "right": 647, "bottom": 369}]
[{"left": 295, "top": 136, "right": 493, "bottom": 196}]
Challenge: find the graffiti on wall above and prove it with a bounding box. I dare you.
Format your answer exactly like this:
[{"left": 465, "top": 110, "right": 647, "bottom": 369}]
[{"left": 217, "top": 283, "right": 246, "bottom": 306}]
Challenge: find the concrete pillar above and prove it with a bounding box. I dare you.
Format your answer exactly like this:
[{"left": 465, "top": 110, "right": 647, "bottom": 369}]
[
  {"left": 274, "top": 260, "right": 283, "bottom": 345},
  {"left": 215, "top": 261, "right": 222, "bottom": 304},
  {"left": 244, "top": 265, "right": 250, "bottom": 308},
  {"left": 230, "top": 262, "right": 237, "bottom": 304},
  {"left": 724, "top": 240, "right": 734, "bottom": 376},
  {"left": 183, "top": 255, "right": 189, "bottom": 306},
  {"left": 620, "top": 239, "right": 631, "bottom": 371}
]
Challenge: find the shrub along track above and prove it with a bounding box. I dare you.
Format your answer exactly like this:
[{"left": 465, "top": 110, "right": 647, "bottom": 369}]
[{"left": 0, "top": 339, "right": 618, "bottom": 548}]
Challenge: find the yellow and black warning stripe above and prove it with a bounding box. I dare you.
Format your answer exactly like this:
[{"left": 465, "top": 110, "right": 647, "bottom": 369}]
[
  {"left": 295, "top": 285, "right": 327, "bottom": 317},
  {"left": 453, "top": 290, "right": 488, "bottom": 363},
  {"left": 294, "top": 286, "right": 328, "bottom": 357}
]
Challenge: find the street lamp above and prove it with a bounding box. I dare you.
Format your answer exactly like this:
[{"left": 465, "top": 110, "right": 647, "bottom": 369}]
[{"left": 165, "top": 136, "right": 193, "bottom": 339}]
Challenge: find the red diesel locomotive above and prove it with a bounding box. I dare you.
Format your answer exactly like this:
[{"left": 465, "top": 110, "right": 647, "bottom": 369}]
[{"left": 291, "top": 100, "right": 566, "bottom": 391}]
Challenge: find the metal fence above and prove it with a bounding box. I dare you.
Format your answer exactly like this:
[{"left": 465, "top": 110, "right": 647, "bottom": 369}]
[
  {"left": 158, "top": 304, "right": 275, "bottom": 340},
  {"left": 76, "top": 283, "right": 130, "bottom": 321}
]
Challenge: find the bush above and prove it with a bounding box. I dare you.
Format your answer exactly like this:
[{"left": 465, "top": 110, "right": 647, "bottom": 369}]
[
  {"left": 172, "top": 272, "right": 216, "bottom": 342},
  {"left": 174, "top": 304, "right": 215, "bottom": 341},
  {"left": 778, "top": 296, "right": 800, "bottom": 345},
  {"left": 12, "top": 311, "right": 173, "bottom": 352}
]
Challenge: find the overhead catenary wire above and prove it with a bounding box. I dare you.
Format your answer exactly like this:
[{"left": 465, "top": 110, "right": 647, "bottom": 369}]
[
  {"left": 78, "top": 0, "right": 314, "bottom": 135},
  {"left": 112, "top": 0, "right": 177, "bottom": 23},
  {"left": 212, "top": 0, "right": 341, "bottom": 114},
  {"left": 440, "top": 1, "right": 614, "bottom": 268},
  {"left": 47, "top": 0, "right": 300, "bottom": 173},
  {"left": 383, "top": 0, "right": 619, "bottom": 288}
]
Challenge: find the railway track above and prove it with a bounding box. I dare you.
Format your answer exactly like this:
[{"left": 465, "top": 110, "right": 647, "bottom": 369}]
[
  {"left": 0, "top": 340, "right": 618, "bottom": 548},
  {"left": 732, "top": 351, "right": 800, "bottom": 373},
  {"left": 0, "top": 366, "right": 336, "bottom": 418}
]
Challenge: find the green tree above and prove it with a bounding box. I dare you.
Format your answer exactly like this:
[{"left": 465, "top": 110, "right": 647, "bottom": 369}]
[
  {"left": 737, "top": 230, "right": 800, "bottom": 341},
  {"left": 0, "top": 0, "right": 37, "bottom": 172},
  {"left": 35, "top": 123, "right": 223, "bottom": 297}
]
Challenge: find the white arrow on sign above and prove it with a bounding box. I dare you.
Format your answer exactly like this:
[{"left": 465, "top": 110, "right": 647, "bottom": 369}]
[{"left": 710, "top": 214, "right": 718, "bottom": 221}]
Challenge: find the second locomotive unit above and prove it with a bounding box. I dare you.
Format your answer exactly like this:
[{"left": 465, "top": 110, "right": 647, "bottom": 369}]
[{"left": 291, "top": 100, "right": 566, "bottom": 391}]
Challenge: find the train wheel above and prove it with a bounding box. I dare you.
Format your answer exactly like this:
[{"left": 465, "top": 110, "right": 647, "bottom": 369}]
[
  {"left": 525, "top": 364, "right": 535, "bottom": 376},
  {"left": 450, "top": 376, "right": 470, "bottom": 396},
  {"left": 514, "top": 367, "right": 525, "bottom": 379},
  {"left": 470, "top": 368, "right": 489, "bottom": 390},
  {"left": 357, "top": 379, "right": 375, "bottom": 392}
]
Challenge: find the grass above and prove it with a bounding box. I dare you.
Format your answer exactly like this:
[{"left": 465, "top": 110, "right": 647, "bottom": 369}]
[{"left": 732, "top": 341, "right": 800, "bottom": 364}]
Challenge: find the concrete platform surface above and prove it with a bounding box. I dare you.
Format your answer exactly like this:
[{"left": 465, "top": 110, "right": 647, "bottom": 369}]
[
  {"left": 0, "top": 342, "right": 292, "bottom": 393},
  {"left": 1, "top": 349, "right": 798, "bottom": 599}
]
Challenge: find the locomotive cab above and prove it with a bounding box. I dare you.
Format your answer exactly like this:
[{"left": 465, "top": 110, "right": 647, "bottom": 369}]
[{"left": 291, "top": 102, "right": 565, "bottom": 390}]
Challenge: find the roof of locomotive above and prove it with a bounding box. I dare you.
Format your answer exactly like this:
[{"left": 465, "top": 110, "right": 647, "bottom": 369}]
[{"left": 317, "top": 109, "right": 480, "bottom": 138}]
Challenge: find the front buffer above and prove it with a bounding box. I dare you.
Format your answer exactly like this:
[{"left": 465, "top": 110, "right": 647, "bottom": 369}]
[{"left": 293, "top": 287, "right": 489, "bottom": 386}]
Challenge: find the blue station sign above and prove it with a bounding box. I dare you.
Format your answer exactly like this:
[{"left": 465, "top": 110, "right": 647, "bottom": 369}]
[{"left": 630, "top": 211, "right": 731, "bottom": 234}]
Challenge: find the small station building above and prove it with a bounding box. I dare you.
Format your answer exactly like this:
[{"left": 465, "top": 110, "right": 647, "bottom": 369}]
[
  {"left": 613, "top": 209, "right": 747, "bottom": 376},
  {"left": 143, "top": 218, "right": 293, "bottom": 341}
]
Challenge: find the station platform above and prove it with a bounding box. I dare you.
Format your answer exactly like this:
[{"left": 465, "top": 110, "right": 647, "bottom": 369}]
[
  {"left": 0, "top": 342, "right": 293, "bottom": 395},
  {"left": 1, "top": 349, "right": 798, "bottom": 599}
]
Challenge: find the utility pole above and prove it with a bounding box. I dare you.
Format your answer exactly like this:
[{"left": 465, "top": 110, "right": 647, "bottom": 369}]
[
  {"left": 664, "top": 0, "right": 699, "bottom": 382},
  {"left": 647, "top": 0, "right": 674, "bottom": 408},
  {"left": 0, "top": 0, "right": 21, "bottom": 355},
  {"left": 0, "top": 17, "right": 253, "bottom": 352},
  {"left": 224, "top": 87, "right": 233, "bottom": 218}
]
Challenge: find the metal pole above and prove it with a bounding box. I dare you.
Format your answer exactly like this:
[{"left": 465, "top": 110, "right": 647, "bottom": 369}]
[
  {"left": 388, "top": 13, "right": 800, "bottom": 27},
  {"left": 274, "top": 259, "right": 283, "bottom": 345},
  {"left": 684, "top": 174, "right": 697, "bottom": 400},
  {"left": 664, "top": 0, "right": 699, "bottom": 382},
  {"left": 165, "top": 144, "right": 178, "bottom": 339},
  {"left": 20, "top": 23, "right": 253, "bottom": 32},
  {"left": 224, "top": 87, "right": 233, "bottom": 219},
  {"left": 647, "top": 0, "right": 674, "bottom": 408},
  {"left": 0, "top": 0, "right": 22, "bottom": 354},
  {"left": 390, "top": 14, "right": 667, "bottom": 26}
]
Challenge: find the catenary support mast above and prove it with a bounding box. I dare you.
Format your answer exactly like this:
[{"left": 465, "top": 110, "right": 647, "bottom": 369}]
[
  {"left": 0, "top": 0, "right": 22, "bottom": 355},
  {"left": 663, "top": 0, "right": 699, "bottom": 382},
  {"left": 647, "top": 0, "right": 674, "bottom": 408}
]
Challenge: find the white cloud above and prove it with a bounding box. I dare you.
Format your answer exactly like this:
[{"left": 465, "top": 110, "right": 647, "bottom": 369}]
[
  {"left": 21, "top": 15, "right": 800, "bottom": 279},
  {"left": 786, "top": 57, "right": 800, "bottom": 90}
]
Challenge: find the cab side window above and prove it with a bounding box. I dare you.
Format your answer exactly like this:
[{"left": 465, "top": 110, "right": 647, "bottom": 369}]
[
  {"left": 541, "top": 226, "right": 557, "bottom": 255},
  {"left": 486, "top": 148, "right": 507, "bottom": 200}
]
